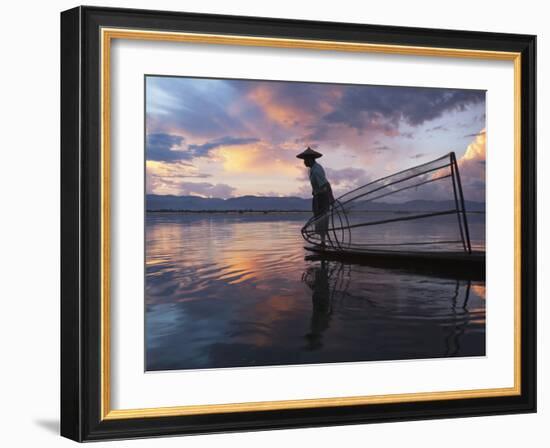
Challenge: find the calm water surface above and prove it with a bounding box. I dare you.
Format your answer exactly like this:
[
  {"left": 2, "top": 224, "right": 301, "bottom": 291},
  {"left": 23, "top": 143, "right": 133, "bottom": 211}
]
[{"left": 145, "top": 212, "right": 485, "bottom": 371}]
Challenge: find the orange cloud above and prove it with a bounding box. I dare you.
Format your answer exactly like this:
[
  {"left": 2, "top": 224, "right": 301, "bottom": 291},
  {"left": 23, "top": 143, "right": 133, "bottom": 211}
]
[
  {"left": 247, "top": 86, "right": 307, "bottom": 127},
  {"left": 460, "top": 129, "right": 486, "bottom": 167},
  {"left": 146, "top": 160, "right": 211, "bottom": 193},
  {"left": 455, "top": 129, "right": 486, "bottom": 202},
  {"left": 146, "top": 160, "right": 238, "bottom": 197},
  {"left": 425, "top": 129, "right": 485, "bottom": 202},
  {"left": 458, "top": 129, "right": 486, "bottom": 179},
  {"left": 216, "top": 142, "right": 300, "bottom": 177},
  {"left": 471, "top": 284, "right": 486, "bottom": 300},
  {"left": 146, "top": 160, "right": 198, "bottom": 178}
]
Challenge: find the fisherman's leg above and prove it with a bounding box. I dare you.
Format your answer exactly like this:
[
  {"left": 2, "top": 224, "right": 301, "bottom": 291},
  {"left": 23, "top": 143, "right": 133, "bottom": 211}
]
[
  {"left": 312, "top": 195, "right": 322, "bottom": 243},
  {"left": 319, "top": 192, "right": 330, "bottom": 247}
]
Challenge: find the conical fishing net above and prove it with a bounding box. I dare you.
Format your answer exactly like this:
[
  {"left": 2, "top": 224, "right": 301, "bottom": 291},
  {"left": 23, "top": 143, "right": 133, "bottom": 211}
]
[{"left": 301, "top": 152, "right": 473, "bottom": 253}]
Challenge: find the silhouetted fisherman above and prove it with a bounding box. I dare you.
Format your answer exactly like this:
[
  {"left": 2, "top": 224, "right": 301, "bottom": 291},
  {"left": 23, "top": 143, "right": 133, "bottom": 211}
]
[{"left": 297, "top": 147, "right": 334, "bottom": 247}]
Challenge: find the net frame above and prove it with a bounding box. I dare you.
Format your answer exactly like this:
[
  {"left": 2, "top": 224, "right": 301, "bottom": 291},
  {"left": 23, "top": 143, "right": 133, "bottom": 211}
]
[{"left": 301, "top": 152, "right": 472, "bottom": 254}]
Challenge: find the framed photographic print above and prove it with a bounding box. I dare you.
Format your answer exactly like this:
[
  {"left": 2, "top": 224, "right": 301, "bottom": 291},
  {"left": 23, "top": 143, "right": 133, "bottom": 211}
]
[{"left": 60, "top": 6, "right": 536, "bottom": 442}]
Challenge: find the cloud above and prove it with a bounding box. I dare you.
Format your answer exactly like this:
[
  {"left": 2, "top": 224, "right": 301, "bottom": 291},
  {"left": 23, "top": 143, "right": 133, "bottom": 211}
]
[
  {"left": 324, "top": 86, "right": 485, "bottom": 131},
  {"left": 217, "top": 141, "right": 300, "bottom": 176},
  {"left": 370, "top": 144, "right": 391, "bottom": 152},
  {"left": 146, "top": 77, "right": 254, "bottom": 137},
  {"left": 463, "top": 130, "right": 486, "bottom": 138},
  {"left": 145, "top": 76, "right": 486, "bottom": 199},
  {"left": 146, "top": 133, "right": 262, "bottom": 162},
  {"left": 146, "top": 160, "right": 225, "bottom": 196},
  {"left": 176, "top": 182, "right": 236, "bottom": 198},
  {"left": 326, "top": 166, "right": 370, "bottom": 191},
  {"left": 427, "top": 129, "right": 486, "bottom": 202},
  {"left": 187, "top": 136, "right": 260, "bottom": 158},
  {"left": 147, "top": 174, "right": 236, "bottom": 198},
  {"left": 410, "top": 153, "right": 426, "bottom": 159},
  {"left": 461, "top": 129, "right": 486, "bottom": 163},
  {"left": 245, "top": 82, "right": 341, "bottom": 128},
  {"left": 426, "top": 125, "right": 448, "bottom": 132},
  {"left": 146, "top": 133, "right": 186, "bottom": 161},
  {"left": 457, "top": 128, "right": 486, "bottom": 204},
  {"left": 146, "top": 160, "right": 211, "bottom": 179},
  {"left": 147, "top": 77, "right": 485, "bottom": 170},
  {"left": 296, "top": 166, "right": 371, "bottom": 198}
]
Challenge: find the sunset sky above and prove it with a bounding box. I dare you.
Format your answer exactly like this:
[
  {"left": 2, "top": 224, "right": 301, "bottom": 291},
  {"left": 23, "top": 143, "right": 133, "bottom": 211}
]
[{"left": 145, "top": 76, "right": 486, "bottom": 202}]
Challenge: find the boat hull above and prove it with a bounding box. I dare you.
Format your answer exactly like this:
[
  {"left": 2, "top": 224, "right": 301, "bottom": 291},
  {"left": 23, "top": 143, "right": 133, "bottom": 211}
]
[{"left": 304, "top": 246, "right": 485, "bottom": 281}]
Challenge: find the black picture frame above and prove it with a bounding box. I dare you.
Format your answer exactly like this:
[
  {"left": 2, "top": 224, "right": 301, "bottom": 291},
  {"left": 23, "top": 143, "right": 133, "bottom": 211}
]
[{"left": 61, "top": 5, "right": 536, "bottom": 442}]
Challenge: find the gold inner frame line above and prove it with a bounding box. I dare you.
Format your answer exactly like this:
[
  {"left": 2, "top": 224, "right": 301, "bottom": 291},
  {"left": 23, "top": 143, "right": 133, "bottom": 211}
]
[{"left": 100, "top": 27, "right": 522, "bottom": 421}]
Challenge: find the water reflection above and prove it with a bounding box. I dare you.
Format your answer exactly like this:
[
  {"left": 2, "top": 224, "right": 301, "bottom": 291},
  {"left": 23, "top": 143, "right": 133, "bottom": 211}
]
[
  {"left": 445, "top": 280, "right": 469, "bottom": 356},
  {"left": 300, "top": 258, "right": 484, "bottom": 359},
  {"left": 302, "top": 261, "right": 350, "bottom": 350},
  {"left": 145, "top": 213, "right": 485, "bottom": 371}
]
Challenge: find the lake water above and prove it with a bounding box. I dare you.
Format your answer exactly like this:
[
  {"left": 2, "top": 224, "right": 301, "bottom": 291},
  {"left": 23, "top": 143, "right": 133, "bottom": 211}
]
[{"left": 145, "top": 212, "right": 486, "bottom": 371}]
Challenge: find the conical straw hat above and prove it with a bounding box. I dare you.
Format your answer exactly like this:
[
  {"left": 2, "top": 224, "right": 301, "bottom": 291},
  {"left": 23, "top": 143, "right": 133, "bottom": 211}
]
[{"left": 296, "top": 146, "right": 323, "bottom": 159}]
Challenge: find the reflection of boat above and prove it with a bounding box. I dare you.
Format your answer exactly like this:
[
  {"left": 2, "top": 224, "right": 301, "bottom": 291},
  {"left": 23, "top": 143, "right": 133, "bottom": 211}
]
[
  {"left": 301, "top": 152, "right": 485, "bottom": 276},
  {"left": 301, "top": 259, "right": 480, "bottom": 354}
]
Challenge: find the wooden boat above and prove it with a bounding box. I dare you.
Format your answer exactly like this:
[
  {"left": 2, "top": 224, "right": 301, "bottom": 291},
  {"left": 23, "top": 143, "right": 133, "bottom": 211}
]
[{"left": 304, "top": 246, "right": 485, "bottom": 280}]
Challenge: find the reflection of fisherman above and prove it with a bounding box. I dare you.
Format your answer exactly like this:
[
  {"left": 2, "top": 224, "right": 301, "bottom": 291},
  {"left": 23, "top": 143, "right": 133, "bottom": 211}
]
[
  {"left": 297, "top": 147, "right": 334, "bottom": 246},
  {"left": 303, "top": 261, "right": 332, "bottom": 350}
]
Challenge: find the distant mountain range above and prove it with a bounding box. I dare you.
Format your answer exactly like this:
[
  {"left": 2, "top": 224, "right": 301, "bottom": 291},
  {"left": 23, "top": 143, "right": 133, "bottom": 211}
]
[{"left": 146, "top": 194, "right": 486, "bottom": 212}]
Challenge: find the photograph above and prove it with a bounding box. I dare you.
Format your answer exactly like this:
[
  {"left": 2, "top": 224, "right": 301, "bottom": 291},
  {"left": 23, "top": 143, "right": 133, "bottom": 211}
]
[
  {"left": 144, "top": 75, "right": 487, "bottom": 371},
  {"left": 57, "top": 4, "right": 537, "bottom": 442}
]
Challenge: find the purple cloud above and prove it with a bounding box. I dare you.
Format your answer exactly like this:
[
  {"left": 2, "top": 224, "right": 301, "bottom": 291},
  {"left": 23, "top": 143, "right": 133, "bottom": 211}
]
[
  {"left": 324, "top": 86, "right": 485, "bottom": 130},
  {"left": 146, "top": 133, "right": 260, "bottom": 162},
  {"left": 146, "top": 133, "right": 186, "bottom": 162}
]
